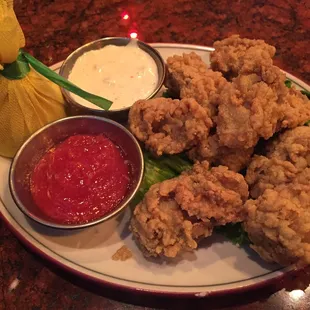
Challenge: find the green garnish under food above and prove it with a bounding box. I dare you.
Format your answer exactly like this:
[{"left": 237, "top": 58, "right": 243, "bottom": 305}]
[
  {"left": 284, "top": 79, "right": 292, "bottom": 88},
  {"left": 162, "top": 90, "right": 173, "bottom": 98},
  {"left": 130, "top": 152, "right": 192, "bottom": 207},
  {"left": 215, "top": 223, "right": 250, "bottom": 246},
  {"left": 301, "top": 90, "right": 310, "bottom": 99}
]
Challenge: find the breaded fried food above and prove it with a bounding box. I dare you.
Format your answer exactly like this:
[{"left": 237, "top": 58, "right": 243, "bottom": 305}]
[
  {"left": 165, "top": 52, "right": 208, "bottom": 97},
  {"left": 216, "top": 67, "right": 310, "bottom": 149},
  {"left": 130, "top": 180, "right": 213, "bottom": 258},
  {"left": 165, "top": 52, "right": 228, "bottom": 117},
  {"left": 245, "top": 126, "right": 310, "bottom": 266},
  {"left": 188, "top": 134, "right": 253, "bottom": 172},
  {"left": 129, "top": 97, "right": 212, "bottom": 156},
  {"left": 210, "top": 35, "right": 276, "bottom": 78},
  {"left": 216, "top": 71, "right": 280, "bottom": 148},
  {"left": 246, "top": 126, "right": 310, "bottom": 198},
  {"left": 130, "top": 161, "right": 249, "bottom": 257},
  {"left": 244, "top": 185, "right": 310, "bottom": 266},
  {"left": 179, "top": 71, "right": 227, "bottom": 118},
  {"left": 279, "top": 89, "right": 310, "bottom": 130},
  {"left": 245, "top": 155, "right": 301, "bottom": 198},
  {"left": 267, "top": 126, "right": 310, "bottom": 169},
  {"left": 246, "top": 127, "right": 310, "bottom": 197},
  {"left": 177, "top": 162, "right": 249, "bottom": 224}
]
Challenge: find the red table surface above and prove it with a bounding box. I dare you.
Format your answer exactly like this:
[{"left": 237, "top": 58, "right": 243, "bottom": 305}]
[{"left": 1, "top": 0, "right": 310, "bottom": 309}]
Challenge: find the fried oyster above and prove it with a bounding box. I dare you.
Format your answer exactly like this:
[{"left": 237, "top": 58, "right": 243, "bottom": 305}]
[
  {"left": 165, "top": 52, "right": 228, "bottom": 118},
  {"left": 131, "top": 161, "right": 248, "bottom": 257},
  {"left": 215, "top": 66, "right": 310, "bottom": 149},
  {"left": 245, "top": 127, "right": 310, "bottom": 266},
  {"left": 129, "top": 36, "right": 310, "bottom": 265},
  {"left": 129, "top": 97, "right": 212, "bottom": 156},
  {"left": 244, "top": 185, "right": 310, "bottom": 266},
  {"left": 246, "top": 127, "right": 310, "bottom": 198},
  {"left": 210, "top": 34, "right": 276, "bottom": 78},
  {"left": 188, "top": 134, "right": 254, "bottom": 172},
  {"left": 267, "top": 126, "right": 310, "bottom": 169}
]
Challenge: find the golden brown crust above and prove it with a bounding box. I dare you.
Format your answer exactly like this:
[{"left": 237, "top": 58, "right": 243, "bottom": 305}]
[
  {"left": 267, "top": 126, "right": 310, "bottom": 169},
  {"left": 278, "top": 89, "right": 310, "bottom": 130},
  {"left": 165, "top": 52, "right": 209, "bottom": 97},
  {"left": 208, "top": 36, "right": 310, "bottom": 149},
  {"left": 246, "top": 127, "right": 310, "bottom": 198},
  {"left": 130, "top": 179, "right": 212, "bottom": 258},
  {"left": 129, "top": 37, "right": 310, "bottom": 263},
  {"left": 215, "top": 67, "right": 310, "bottom": 149},
  {"left": 245, "top": 155, "right": 300, "bottom": 199},
  {"left": 130, "top": 161, "right": 248, "bottom": 258},
  {"left": 188, "top": 134, "right": 254, "bottom": 172},
  {"left": 165, "top": 52, "right": 228, "bottom": 118},
  {"left": 177, "top": 163, "right": 249, "bottom": 224},
  {"left": 210, "top": 35, "right": 276, "bottom": 78},
  {"left": 129, "top": 97, "right": 212, "bottom": 156},
  {"left": 245, "top": 126, "right": 310, "bottom": 266},
  {"left": 215, "top": 67, "right": 282, "bottom": 148},
  {"left": 244, "top": 186, "right": 310, "bottom": 266}
]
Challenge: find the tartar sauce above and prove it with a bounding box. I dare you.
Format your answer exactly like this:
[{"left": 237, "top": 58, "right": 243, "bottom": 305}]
[{"left": 68, "top": 40, "right": 158, "bottom": 110}]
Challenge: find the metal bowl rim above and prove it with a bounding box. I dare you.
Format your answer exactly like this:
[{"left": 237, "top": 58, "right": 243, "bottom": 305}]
[
  {"left": 9, "top": 115, "right": 144, "bottom": 230},
  {"left": 59, "top": 37, "right": 166, "bottom": 113}
]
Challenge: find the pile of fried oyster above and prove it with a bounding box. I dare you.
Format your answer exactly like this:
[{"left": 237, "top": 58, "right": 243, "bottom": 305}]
[{"left": 128, "top": 35, "right": 310, "bottom": 267}]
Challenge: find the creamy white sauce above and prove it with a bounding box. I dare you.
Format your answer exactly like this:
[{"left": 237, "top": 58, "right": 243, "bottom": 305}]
[{"left": 68, "top": 40, "right": 158, "bottom": 110}]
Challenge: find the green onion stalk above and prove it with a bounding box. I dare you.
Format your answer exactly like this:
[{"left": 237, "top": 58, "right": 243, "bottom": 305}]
[{"left": 0, "top": 50, "right": 112, "bottom": 110}]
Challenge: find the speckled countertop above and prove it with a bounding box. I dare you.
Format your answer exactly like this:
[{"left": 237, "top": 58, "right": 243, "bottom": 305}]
[
  {"left": 16, "top": 0, "right": 310, "bottom": 83},
  {"left": 1, "top": 0, "right": 310, "bottom": 309}
]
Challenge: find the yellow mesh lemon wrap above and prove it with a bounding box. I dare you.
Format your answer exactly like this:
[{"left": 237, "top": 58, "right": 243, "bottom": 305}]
[
  {"left": 0, "top": 70, "right": 66, "bottom": 157},
  {"left": 0, "top": 0, "right": 25, "bottom": 66},
  {"left": 0, "top": 0, "right": 66, "bottom": 158}
]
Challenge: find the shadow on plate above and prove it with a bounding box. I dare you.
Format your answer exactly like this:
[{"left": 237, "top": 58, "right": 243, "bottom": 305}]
[
  {"left": 242, "top": 244, "right": 282, "bottom": 271},
  {"left": 24, "top": 207, "right": 131, "bottom": 250},
  {"left": 199, "top": 233, "right": 281, "bottom": 274}
]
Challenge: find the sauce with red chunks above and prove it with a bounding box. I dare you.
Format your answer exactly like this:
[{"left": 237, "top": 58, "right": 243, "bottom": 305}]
[{"left": 30, "top": 134, "right": 130, "bottom": 224}]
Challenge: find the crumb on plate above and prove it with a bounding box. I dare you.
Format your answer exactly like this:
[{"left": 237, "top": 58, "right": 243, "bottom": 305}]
[{"left": 112, "top": 245, "right": 133, "bottom": 261}]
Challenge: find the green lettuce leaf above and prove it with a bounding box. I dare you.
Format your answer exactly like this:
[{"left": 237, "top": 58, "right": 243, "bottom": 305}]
[
  {"left": 215, "top": 223, "right": 249, "bottom": 246},
  {"left": 130, "top": 152, "right": 192, "bottom": 206}
]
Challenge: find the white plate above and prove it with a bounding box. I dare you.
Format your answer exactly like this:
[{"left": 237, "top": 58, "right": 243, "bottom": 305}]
[{"left": 1, "top": 43, "right": 309, "bottom": 298}]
